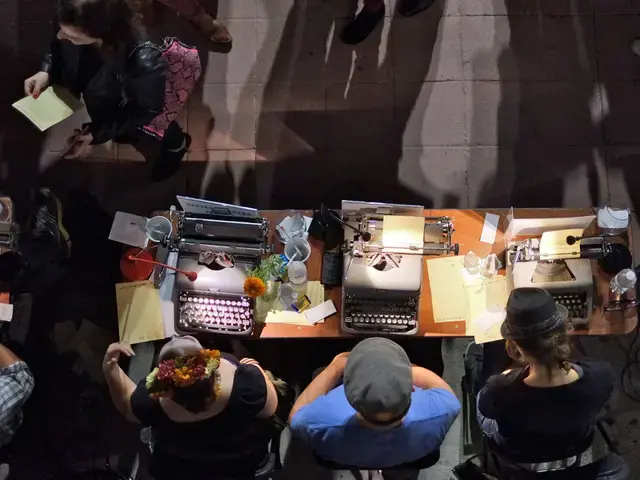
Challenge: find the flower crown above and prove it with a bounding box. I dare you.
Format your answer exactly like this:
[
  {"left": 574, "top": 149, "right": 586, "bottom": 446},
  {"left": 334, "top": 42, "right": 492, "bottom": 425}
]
[{"left": 146, "top": 349, "right": 221, "bottom": 398}]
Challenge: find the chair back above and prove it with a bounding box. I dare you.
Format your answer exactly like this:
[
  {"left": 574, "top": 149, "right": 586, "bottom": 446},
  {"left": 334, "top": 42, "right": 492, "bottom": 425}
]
[
  {"left": 504, "top": 452, "right": 629, "bottom": 480},
  {"left": 314, "top": 448, "right": 440, "bottom": 471},
  {"left": 486, "top": 429, "right": 594, "bottom": 465}
]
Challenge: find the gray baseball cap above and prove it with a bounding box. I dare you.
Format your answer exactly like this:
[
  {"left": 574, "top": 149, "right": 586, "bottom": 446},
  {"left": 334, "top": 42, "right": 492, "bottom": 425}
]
[
  {"left": 158, "top": 335, "right": 203, "bottom": 362},
  {"left": 344, "top": 337, "right": 412, "bottom": 422}
]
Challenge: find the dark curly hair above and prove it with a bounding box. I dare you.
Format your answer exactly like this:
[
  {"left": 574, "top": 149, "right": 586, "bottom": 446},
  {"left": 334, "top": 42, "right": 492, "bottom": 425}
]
[
  {"left": 506, "top": 322, "right": 573, "bottom": 380},
  {"left": 57, "top": 0, "right": 144, "bottom": 53}
]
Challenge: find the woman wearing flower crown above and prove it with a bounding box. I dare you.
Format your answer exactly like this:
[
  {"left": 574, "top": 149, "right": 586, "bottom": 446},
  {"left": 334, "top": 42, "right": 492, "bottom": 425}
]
[{"left": 103, "top": 335, "right": 279, "bottom": 480}]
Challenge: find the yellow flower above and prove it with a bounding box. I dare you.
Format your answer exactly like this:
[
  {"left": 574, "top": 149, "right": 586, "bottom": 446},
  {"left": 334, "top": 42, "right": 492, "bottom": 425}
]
[{"left": 244, "top": 277, "right": 266, "bottom": 297}]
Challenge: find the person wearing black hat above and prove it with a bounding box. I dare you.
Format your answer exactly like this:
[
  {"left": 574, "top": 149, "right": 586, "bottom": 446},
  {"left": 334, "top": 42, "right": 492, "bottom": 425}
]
[
  {"left": 288, "top": 337, "right": 460, "bottom": 470},
  {"left": 469, "top": 288, "right": 614, "bottom": 463}
]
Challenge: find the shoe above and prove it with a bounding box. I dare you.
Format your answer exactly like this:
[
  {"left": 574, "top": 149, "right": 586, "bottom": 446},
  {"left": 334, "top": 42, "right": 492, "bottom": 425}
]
[
  {"left": 632, "top": 39, "right": 640, "bottom": 57},
  {"left": 151, "top": 133, "right": 191, "bottom": 182},
  {"left": 397, "top": 0, "right": 437, "bottom": 16},
  {"left": 190, "top": 14, "right": 232, "bottom": 44},
  {"left": 26, "top": 188, "right": 71, "bottom": 258},
  {"left": 340, "top": 4, "right": 385, "bottom": 45}
]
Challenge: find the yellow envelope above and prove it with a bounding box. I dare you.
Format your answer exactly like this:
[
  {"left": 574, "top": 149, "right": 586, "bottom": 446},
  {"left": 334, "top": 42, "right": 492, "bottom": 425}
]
[
  {"left": 12, "top": 86, "right": 83, "bottom": 131},
  {"left": 115, "top": 281, "right": 165, "bottom": 345}
]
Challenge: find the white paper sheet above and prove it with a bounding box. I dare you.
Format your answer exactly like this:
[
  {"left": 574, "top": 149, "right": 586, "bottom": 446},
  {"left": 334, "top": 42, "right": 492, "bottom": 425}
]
[
  {"left": 109, "top": 212, "right": 149, "bottom": 248},
  {"left": 304, "top": 300, "right": 337, "bottom": 325},
  {"left": 480, "top": 213, "right": 500, "bottom": 244}
]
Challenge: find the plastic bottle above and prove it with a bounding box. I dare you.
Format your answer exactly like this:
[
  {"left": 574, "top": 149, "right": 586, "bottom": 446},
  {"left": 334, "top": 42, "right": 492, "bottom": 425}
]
[{"left": 610, "top": 268, "right": 637, "bottom": 295}]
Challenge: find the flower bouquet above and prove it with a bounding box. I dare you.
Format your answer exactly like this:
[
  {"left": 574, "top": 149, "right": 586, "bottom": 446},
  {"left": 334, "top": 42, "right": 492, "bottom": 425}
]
[{"left": 243, "top": 254, "right": 285, "bottom": 301}]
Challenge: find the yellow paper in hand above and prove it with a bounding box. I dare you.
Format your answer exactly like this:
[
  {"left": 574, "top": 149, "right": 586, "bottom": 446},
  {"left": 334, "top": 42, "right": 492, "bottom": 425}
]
[
  {"left": 539, "top": 228, "right": 583, "bottom": 260},
  {"left": 382, "top": 216, "right": 424, "bottom": 248},
  {"left": 115, "top": 281, "right": 165, "bottom": 345},
  {"left": 427, "top": 256, "right": 468, "bottom": 322},
  {"left": 12, "top": 87, "right": 82, "bottom": 131}
]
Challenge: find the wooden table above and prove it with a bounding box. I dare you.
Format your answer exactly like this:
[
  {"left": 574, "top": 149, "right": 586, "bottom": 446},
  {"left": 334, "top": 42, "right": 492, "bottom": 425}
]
[{"left": 258, "top": 208, "right": 637, "bottom": 338}]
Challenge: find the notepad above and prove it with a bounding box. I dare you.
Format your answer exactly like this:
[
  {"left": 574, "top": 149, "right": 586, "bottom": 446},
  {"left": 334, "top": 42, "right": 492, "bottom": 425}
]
[
  {"left": 12, "top": 87, "right": 83, "bottom": 131},
  {"left": 427, "top": 256, "right": 509, "bottom": 326},
  {"left": 115, "top": 280, "right": 165, "bottom": 345},
  {"left": 382, "top": 216, "right": 424, "bottom": 248}
]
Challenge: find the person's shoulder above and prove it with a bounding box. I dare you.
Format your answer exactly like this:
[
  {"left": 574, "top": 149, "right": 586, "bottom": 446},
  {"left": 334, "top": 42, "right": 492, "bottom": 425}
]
[
  {"left": 577, "top": 358, "right": 614, "bottom": 380},
  {"left": 411, "top": 388, "right": 461, "bottom": 417},
  {"left": 576, "top": 358, "right": 615, "bottom": 390},
  {"left": 291, "top": 387, "right": 352, "bottom": 431}
]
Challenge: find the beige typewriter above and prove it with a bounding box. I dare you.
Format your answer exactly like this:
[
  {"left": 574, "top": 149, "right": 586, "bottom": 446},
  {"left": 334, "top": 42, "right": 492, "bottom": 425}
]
[
  {"left": 173, "top": 197, "right": 273, "bottom": 336},
  {"left": 340, "top": 200, "right": 459, "bottom": 335},
  {"left": 506, "top": 227, "right": 611, "bottom": 327}
]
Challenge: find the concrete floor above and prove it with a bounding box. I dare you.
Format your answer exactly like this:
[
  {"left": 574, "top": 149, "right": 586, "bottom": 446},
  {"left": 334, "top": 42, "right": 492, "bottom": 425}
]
[{"left": 3, "top": 0, "right": 640, "bottom": 478}]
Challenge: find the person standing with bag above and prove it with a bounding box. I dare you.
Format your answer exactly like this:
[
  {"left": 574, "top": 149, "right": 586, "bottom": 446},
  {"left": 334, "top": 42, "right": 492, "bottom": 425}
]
[{"left": 23, "top": 0, "right": 200, "bottom": 181}]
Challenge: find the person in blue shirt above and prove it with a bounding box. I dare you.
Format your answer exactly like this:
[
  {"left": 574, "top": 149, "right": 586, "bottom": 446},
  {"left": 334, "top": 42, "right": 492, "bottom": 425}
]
[{"left": 288, "top": 337, "right": 460, "bottom": 470}]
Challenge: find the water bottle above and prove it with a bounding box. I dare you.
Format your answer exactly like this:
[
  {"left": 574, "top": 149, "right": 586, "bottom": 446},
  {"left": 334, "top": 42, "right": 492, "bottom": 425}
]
[{"left": 610, "top": 269, "right": 637, "bottom": 295}]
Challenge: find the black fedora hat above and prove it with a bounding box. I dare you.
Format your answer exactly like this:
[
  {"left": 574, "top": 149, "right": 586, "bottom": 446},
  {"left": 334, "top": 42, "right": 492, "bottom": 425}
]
[{"left": 501, "top": 287, "right": 568, "bottom": 340}]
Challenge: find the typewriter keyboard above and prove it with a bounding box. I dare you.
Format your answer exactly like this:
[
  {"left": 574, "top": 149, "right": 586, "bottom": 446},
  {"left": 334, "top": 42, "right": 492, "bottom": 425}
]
[
  {"left": 343, "top": 296, "right": 418, "bottom": 335},
  {"left": 178, "top": 292, "right": 253, "bottom": 336},
  {"left": 550, "top": 292, "right": 588, "bottom": 322}
]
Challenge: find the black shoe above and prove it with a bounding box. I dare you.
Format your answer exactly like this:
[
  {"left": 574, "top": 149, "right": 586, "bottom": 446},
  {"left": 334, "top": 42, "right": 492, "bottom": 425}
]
[
  {"left": 151, "top": 133, "right": 191, "bottom": 182},
  {"left": 26, "top": 188, "right": 71, "bottom": 258},
  {"left": 340, "top": 5, "right": 385, "bottom": 45},
  {"left": 397, "top": 0, "right": 436, "bottom": 16}
]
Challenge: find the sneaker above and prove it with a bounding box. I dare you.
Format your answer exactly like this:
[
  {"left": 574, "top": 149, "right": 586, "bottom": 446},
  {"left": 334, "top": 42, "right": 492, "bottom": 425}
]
[
  {"left": 26, "top": 188, "right": 71, "bottom": 258},
  {"left": 397, "top": 0, "right": 437, "bottom": 16},
  {"left": 340, "top": 4, "right": 385, "bottom": 45},
  {"left": 151, "top": 133, "right": 191, "bottom": 182}
]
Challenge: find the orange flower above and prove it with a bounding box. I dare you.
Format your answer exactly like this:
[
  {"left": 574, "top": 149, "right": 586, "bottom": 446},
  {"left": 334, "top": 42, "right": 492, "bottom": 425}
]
[{"left": 244, "top": 277, "right": 266, "bottom": 297}]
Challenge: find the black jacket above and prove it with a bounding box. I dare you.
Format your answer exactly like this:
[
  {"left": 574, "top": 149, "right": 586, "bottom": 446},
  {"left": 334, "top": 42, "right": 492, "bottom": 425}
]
[{"left": 40, "top": 35, "right": 167, "bottom": 145}]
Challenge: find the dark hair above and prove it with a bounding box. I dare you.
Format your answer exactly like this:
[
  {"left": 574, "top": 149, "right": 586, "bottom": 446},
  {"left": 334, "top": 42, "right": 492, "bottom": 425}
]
[
  {"left": 170, "top": 375, "right": 217, "bottom": 414},
  {"left": 506, "top": 322, "right": 572, "bottom": 379},
  {"left": 57, "top": 0, "right": 143, "bottom": 53}
]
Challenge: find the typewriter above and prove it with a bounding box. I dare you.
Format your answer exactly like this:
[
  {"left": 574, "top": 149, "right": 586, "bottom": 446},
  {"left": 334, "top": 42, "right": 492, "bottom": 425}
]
[
  {"left": 340, "top": 201, "right": 458, "bottom": 335},
  {"left": 506, "top": 229, "right": 612, "bottom": 327},
  {"left": 173, "top": 197, "right": 273, "bottom": 336}
]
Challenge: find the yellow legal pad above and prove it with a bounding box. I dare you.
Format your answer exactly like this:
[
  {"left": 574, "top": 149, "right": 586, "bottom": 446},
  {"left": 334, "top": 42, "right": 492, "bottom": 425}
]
[
  {"left": 12, "top": 87, "right": 83, "bottom": 131},
  {"left": 115, "top": 281, "right": 165, "bottom": 345}
]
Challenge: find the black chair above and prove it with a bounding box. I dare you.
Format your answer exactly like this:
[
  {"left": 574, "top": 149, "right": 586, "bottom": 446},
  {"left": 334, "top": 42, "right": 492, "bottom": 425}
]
[{"left": 314, "top": 448, "right": 440, "bottom": 477}]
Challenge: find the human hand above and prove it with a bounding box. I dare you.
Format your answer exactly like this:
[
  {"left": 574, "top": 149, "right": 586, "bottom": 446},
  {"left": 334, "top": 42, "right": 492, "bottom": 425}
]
[
  {"left": 64, "top": 129, "right": 93, "bottom": 159},
  {"left": 24, "top": 72, "right": 50, "bottom": 98},
  {"left": 330, "top": 352, "right": 349, "bottom": 373},
  {"left": 103, "top": 342, "right": 135, "bottom": 373}
]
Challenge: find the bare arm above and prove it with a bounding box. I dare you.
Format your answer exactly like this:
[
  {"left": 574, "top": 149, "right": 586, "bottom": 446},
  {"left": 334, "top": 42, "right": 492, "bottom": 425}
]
[
  {"left": 103, "top": 343, "right": 139, "bottom": 423},
  {"left": 289, "top": 353, "right": 348, "bottom": 423},
  {"left": 0, "top": 344, "right": 20, "bottom": 368},
  {"left": 239, "top": 358, "right": 278, "bottom": 419},
  {"left": 411, "top": 366, "right": 454, "bottom": 394}
]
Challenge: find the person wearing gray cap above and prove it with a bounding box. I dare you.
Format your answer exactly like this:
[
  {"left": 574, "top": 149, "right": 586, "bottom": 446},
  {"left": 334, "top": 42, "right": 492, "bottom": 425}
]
[
  {"left": 103, "top": 335, "right": 280, "bottom": 480},
  {"left": 289, "top": 337, "right": 460, "bottom": 470},
  {"left": 469, "top": 288, "right": 614, "bottom": 465}
]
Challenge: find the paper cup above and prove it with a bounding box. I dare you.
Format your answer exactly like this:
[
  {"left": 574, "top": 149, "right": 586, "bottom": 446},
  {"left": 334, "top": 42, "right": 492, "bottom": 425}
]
[
  {"left": 284, "top": 238, "right": 311, "bottom": 263},
  {"left": 146, "top": 216, "right": 172, "bottom": 243}
]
